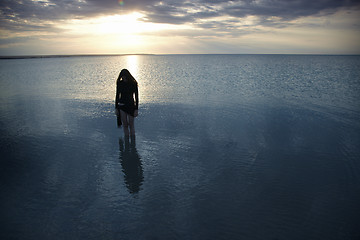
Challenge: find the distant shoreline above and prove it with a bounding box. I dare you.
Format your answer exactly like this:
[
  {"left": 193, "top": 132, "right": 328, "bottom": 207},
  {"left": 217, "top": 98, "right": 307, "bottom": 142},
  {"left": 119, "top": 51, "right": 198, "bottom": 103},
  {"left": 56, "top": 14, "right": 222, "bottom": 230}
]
[
  {"left": 0, "top": 53, "right": 154, "bottom": 60},
  {"left": 1, "top": 53, "right": 358, "bottom": 59}
]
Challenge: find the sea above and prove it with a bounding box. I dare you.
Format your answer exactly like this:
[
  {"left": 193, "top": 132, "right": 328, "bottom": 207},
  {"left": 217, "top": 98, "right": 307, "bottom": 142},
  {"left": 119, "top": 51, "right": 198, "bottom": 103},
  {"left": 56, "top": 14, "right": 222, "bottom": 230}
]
[{"left": 1, "top": 54, "right": 360, "bottom": 240}]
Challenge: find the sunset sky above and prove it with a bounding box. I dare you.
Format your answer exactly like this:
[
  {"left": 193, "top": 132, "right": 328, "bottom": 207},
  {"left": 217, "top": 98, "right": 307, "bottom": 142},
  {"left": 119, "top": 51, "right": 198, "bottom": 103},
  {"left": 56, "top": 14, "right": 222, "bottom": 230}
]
[{"left": 1, "top": 0, "right": 360, "bottom": 55}]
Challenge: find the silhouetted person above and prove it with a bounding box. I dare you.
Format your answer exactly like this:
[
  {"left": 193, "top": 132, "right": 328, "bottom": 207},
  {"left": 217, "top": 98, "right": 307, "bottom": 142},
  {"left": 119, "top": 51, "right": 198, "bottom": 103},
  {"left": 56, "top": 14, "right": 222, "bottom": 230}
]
[
  {"left": 115, "top": 69, "right": 139, "bottom": 136},
  {"left": 119, "top": 136, "right": 143, "bottom": 194}
]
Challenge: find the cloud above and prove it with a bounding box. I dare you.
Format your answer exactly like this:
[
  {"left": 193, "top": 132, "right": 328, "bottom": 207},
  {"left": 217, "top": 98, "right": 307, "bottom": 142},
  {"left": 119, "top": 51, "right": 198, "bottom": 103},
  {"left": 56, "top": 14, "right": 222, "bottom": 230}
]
[
  {"left": 143, "top": 0, "right": 360, "bottom": 26},
  {"left": 1, "top": 0, "right": 359, "bottom": 26},
  {"left": 1, "top": 0, "right": 359, "bottom": 55}
]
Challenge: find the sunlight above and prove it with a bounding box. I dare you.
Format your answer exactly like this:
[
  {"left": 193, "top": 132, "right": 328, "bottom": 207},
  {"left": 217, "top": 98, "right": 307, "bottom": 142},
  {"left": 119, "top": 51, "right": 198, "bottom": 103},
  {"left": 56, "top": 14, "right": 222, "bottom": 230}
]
[
  {"left": 62, "top": 12, "right": 177, "bottom": 52},
  {"left": 125, "top": 55, "right": 146, "bottom": 103},
  {"left": 92, "top": 12, "right": 174, "bottom": 35},
  {"left": 125, "top": 55, "right": 139, "bottom": 79},
  {"left": 96, "top": 13, "right": 144, "bottom": 35}
]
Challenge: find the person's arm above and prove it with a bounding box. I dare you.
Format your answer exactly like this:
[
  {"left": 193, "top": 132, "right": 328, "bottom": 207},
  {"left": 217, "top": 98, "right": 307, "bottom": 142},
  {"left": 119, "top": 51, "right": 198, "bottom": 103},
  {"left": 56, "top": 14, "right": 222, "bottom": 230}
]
[
  {"left": 134, "top": 84, "right": 139, "bottom": 117},
  {"left": 115, "top": 84, "right": 120, "bottom": 109},
  {"left": 115, "top": 72, "right": 123, "bottom": 109}
]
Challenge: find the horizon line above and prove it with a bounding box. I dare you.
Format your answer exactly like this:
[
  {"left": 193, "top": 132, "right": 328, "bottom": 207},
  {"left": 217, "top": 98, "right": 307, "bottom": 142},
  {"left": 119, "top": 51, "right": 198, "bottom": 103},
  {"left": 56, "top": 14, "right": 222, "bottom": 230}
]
[{"left": 1, "top": 53, "right": 359, "bottom": 59}]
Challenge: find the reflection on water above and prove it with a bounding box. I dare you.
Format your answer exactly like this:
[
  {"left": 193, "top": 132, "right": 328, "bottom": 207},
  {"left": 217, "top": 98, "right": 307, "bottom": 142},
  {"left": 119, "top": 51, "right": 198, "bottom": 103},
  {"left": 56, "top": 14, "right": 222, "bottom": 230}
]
[
  {"left": 125, "top": 55, "right": 139, "bottom": 78},
  {"left": 1, "top": 55, "right": 360, "bottom": 239},
  {"left": 119, "top": 136, "right": 143, "bottom": 194}
]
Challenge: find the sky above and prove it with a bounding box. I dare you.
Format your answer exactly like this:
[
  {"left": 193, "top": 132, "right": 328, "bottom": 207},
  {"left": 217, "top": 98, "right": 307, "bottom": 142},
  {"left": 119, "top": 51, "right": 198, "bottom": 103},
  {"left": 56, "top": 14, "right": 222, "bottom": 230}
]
[{"left": 0, "top": 0, "right": 360, "bottom": 55}]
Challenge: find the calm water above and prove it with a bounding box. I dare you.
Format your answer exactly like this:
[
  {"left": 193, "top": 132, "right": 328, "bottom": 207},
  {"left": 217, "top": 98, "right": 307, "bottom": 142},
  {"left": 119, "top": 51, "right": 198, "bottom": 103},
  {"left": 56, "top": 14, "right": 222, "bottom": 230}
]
[{"left": 1, "top": 55, "right": 360, "bottom": 240}]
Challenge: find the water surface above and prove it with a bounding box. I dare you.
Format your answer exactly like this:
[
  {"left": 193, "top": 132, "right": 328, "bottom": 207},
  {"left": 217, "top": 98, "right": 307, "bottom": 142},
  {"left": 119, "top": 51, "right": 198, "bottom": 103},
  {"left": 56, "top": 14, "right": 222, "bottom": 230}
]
[{"left": 1, "top": 55, "right": 360, "bottom": 239}]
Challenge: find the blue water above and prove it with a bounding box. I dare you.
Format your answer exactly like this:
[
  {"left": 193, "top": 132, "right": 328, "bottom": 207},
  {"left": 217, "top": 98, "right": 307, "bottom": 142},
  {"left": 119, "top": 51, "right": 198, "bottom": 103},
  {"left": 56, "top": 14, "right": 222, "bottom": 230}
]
[{"left": 1, "top": 55, "right": 360, "bottom": 239}]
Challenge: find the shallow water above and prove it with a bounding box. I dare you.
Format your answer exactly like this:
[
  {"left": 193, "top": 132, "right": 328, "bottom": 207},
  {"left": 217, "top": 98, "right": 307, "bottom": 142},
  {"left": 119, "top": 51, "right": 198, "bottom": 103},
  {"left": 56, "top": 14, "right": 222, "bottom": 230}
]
[{"left": 1, "top": 55, "right": 360, "bottom": 239}]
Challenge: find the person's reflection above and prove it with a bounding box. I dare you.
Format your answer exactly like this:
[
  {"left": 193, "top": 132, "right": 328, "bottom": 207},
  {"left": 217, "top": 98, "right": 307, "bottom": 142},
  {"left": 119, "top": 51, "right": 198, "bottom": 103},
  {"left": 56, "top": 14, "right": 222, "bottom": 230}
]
[{"left": 119, "top": 136, "right": 143, "bottom": 194}]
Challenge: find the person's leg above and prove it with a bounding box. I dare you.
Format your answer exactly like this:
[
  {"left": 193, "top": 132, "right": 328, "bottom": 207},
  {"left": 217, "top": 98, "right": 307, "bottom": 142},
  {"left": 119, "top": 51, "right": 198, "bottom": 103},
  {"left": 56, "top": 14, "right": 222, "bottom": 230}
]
[
  {"left": 128, "top": 115, "right": 135, "bottom": 135},
  {"left": 120, "top": 110, "right": 129, "bottom": 136}
]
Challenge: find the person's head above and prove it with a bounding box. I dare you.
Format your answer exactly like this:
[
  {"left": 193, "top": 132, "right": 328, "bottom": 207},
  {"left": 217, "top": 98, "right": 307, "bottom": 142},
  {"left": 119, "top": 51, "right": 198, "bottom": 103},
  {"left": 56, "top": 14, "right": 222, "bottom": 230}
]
[{"left": 117, "top": 69, "right": 137, "bottom": 85}]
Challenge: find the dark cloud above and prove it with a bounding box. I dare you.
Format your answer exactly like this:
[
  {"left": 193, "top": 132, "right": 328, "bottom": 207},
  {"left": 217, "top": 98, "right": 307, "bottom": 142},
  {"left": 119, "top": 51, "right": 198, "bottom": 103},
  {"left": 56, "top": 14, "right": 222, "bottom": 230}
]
[
  {"left": 0, "top": 0, "right": 359, "bottom": 31},
  {"left": 222, "top": 0, "right": 356, "bottom": 20},
  {"left": 156, "top": 0, "right": 360, "bottom": 26}
]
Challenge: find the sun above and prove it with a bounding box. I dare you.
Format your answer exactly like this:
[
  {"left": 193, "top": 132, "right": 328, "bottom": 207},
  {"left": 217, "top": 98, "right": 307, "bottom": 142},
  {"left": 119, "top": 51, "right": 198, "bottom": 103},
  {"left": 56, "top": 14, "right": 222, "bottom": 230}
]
[
  {"left": 62, "top": 12, "right": 177, "bottom": 52},
  {"left": 96, "top": 13, "right": 144, "bottom": 35},
  {"left": 70, "top": 12, "right": 174, "bottom": 37}
]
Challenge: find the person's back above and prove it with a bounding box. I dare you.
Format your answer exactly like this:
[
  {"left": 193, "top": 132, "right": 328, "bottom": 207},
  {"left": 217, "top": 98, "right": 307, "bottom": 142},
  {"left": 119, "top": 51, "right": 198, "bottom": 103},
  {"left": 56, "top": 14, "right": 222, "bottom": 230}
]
[
  {"left": 117, "top": 80, "right": 137, "bottom": 107},
  {"left": 115, "top": 69, "right": 139, "bottom": 136}
]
